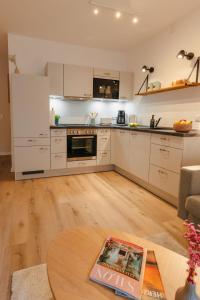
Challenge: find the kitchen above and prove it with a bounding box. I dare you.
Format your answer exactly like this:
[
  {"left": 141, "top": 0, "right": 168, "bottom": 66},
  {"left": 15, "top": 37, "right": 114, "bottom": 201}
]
[{"left": 1, "top": 1, "right": 200, "bottom": 299}]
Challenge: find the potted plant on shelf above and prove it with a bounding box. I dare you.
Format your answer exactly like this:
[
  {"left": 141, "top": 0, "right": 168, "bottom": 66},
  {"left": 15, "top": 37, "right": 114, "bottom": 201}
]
[
  {"left": 175, "top": 221, "right": 200, "bottom": 300},
  {"left": 55, "top": 115, "right": 61, "bottom": 126}
]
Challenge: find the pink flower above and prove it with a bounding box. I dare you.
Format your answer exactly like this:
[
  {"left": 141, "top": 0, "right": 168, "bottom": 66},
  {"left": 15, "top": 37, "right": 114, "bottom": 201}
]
[{"left": 184, "top": 221, "right": 200, "bottom": 284}]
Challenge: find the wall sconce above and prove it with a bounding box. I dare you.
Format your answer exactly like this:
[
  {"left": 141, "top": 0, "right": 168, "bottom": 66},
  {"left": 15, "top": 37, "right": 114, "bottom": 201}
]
[
  {"left": 137, "top": 65, "right": 154, "bottom": 94},
  {"left": 177, "top": 50, "right": 194, "bottom": 60},
  {"left": 177, "top": 50, "right": 200, "bottom": 83},
  {"left": 8, "top": 55, "right": 20, "bottom": 74}
]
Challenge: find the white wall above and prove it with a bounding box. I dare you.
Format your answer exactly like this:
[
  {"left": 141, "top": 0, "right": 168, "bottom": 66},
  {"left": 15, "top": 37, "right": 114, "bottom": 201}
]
[
  {"left": 129, "top": 8, "right": 200, "bottom": 128},
  {"left": 8, "top": 33, "right": 135, "bottom": 126}
]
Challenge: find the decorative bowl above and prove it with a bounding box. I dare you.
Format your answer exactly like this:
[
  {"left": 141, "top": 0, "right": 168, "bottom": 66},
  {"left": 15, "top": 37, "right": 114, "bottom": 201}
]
[{"left": 173, "top": 122, "right": 192, "bottom": 133}]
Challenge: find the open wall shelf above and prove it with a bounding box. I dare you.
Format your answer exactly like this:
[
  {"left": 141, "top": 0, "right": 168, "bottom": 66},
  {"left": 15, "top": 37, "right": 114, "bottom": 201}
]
[{"left": 135, "top": 82, "right": 200, "bottom": 96}]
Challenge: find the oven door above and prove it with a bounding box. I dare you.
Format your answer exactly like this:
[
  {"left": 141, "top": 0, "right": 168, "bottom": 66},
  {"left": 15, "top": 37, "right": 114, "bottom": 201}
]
[{"left": 67, "top": 135, "right": 97, "bottom": 161}]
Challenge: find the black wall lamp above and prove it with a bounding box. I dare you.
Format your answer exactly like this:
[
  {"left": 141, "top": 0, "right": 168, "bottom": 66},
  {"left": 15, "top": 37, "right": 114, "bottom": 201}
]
[
  {"left": 137, "top": 65, "right": 154, "bottom": 94},
  {"left": 177, "top": 49, "right": 200, "bottom": 83}
]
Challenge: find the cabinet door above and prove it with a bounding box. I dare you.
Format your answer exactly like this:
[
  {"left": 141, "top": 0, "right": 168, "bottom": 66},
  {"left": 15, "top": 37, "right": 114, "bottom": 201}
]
[
  {"left": 64, "top": 64, "right": 93, "bottom": 98},
  {"left": 129, "top": 132, "right": 151, "bottom": 181},
  {"left": 119, "top": 72, "right": 133, "bottom": 100},
  {"left": 46, "top": 63, "right": 64, "bottom": 96},
  {"left": 14, "top": 146, "right": 50, "bottom": 172},
  {"left": 51, "top": 153, "right": 66, "bottom": 169},
  {"left": 11, "top": 74, "right": 50, "bottom": 138},
  {"left": 51, "top": 137, "right": 66, "bottom": 154},
  {"left": 111, "top": 129, "right": 130, "bottom": 171}
]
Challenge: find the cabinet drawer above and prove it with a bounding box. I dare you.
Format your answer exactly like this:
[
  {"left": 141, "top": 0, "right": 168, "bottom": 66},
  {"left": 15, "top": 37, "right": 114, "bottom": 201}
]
[
  {"left": 98, "top": 128, "right": 111, "bottom": 136},
  {"left": 151, "top": 134, "right": 184, "bottom": 149},
  {"left": 51, "top": 129, "right": 66, "bottom": 137},
  {"left": 67, "top": 160, "right": 96, "bottom": 168},
  {"left": 97, "top": 136, "right": 111, "bottom": 150},
  {"left": 51, "top": 137, "right": 66, "bottom": 153},
  {"left": 149, "top": 164, "right": 180, "bottom": 199},
  {"left": 14, "top": 146, "right": 50, "bottom": 172},
  {"left": 51, "top": 153, "right": 66, "bottom": 169},
  {"left": 14, "top": 138, "right": 50, "bottom": 147},
  {"left": 97, "top": 151, "right": 111, "bottom": 165},
  {"left": 150, "top": 144, "right": 182, "bottom": 173}
]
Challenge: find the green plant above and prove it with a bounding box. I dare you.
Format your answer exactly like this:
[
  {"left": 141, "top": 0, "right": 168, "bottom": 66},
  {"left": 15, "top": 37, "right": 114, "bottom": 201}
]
[{"left": 55, "top": 115, "right": 61, "bottom": 122}]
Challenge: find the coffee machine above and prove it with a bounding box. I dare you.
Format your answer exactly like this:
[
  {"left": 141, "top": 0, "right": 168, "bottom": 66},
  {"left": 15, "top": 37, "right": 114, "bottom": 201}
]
[{"left": 117, "top": 110, "right": 126, "bottom": 125}]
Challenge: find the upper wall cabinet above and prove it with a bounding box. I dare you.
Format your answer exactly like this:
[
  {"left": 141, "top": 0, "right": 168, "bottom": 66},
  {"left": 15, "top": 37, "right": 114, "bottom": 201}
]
[
  {"left": 64, "top": 64, "right": 93, "bottom": 98},
  {"left": 45, "top": 63, "right": 64, "bottom": 96},
  {"left": 119, "top": 72, "right": 134, "bottom": 100}
]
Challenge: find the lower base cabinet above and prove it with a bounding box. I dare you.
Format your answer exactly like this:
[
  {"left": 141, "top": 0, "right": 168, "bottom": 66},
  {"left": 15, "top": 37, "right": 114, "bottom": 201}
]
[
  {"left": 149, "top": 164, "right": 180, "bottom": 199},
  {"left": 14, "top": 146, "right": 50, "bottom": 172},
  {"left": 51, "top": 153, "right": 66, "bottom": 169},
  {"left": 97, "top": 151, "right": 111, "bottom": 165},
  {"left": 67, "top": 160, "right": 96, "bottom": 168}
]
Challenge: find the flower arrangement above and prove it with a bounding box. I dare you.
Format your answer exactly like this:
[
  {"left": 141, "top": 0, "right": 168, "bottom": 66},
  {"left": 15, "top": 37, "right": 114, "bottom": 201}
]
[{"left": 184, "top": 221, "right": 200, "bottom": 284}]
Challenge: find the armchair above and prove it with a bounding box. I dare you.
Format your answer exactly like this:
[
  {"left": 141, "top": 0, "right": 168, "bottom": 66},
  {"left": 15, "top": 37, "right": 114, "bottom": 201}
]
[{"left": 178, "top": 166, "right": 200, "bottom": 225}]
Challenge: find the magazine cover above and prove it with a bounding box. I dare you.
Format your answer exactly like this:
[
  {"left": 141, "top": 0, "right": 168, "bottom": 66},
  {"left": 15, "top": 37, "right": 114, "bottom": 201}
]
[
  {"left": 115, "top": 250, "right": 167, "bottom": 300},
  {"left": 90, "top": 237, "right": 147, "bottom": 300}
]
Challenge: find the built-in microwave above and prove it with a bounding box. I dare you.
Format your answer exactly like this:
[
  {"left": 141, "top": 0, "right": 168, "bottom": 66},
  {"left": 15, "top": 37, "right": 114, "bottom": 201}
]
[{"left": 93, "top": 78, "right": 119, "bottom": 99}]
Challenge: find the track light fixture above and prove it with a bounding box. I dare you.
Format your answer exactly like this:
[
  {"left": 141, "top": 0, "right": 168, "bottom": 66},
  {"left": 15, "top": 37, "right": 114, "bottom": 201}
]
[
  {"left": 177, "top": 50, "right": 194, "bottom": 60},
  {"left": 177, "top": 50, "right": 200, "bottom": 83},
  {"left": 137, "top": 65, "right": 155, "bottom": 94}
]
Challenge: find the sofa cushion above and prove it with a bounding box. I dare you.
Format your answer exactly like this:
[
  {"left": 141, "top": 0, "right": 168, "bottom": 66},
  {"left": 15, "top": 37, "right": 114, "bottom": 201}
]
[{"left": 185, "top": 195, "right": 200, "bottom": 220}]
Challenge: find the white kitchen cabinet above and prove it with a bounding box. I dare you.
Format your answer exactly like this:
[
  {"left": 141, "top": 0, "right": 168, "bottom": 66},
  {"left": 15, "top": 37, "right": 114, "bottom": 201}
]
[
  {"left": 97, "top": 135, "right": 111, "bottom": 151},
  {"left": 51, "top": 129, "right": 66, "bottom": 137},
  {"left": 64, "top": 64, "right": 93, "bottom": 98},
  {"left": 11, "top": 74, "right": 50, "bottom": 138},
  {"left": 97, "top": 151, "right": 111, "bottom": 165},
  {"left": 150, "top": 143, "right": 182, "bottom": 173},
  {"left": 14, "top": 138, "right": 50, "bottom": 147},
  {"left": 129, "top": 132, "right": 151, "bottom": 181},
  {"left": 111, "top": 129, "right": 130, "bottom": 172},
  {"left": 14, "top": 146, "right": 50, "bottom": 172},
  {"left": 119, "top": 72, "right": 133, "bottom": 100},
  {"left": 45, "top": 62, "right": 64, "bottom": 96},
  {"left": 51, "top": 153, "right": 66, "bottom": 170},
  {"left": 67, "top": 160, "right": 96, "bottom": 168},
  {"left": 149, "top": 165, "right": 180, "bottom": 200},
  {"left": 151, "top": 134, "right": 184, "bottom": 149},
  {"left": 51, "top": 137, "right": 66, "bottom": 153},
  {"left": 93, "top": 68, "right": 120, "bottom": 79}
]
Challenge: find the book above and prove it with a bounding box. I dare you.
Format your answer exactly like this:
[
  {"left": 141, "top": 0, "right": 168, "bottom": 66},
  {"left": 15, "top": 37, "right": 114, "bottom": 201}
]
[
  {"left": 115, "top": 250, "right": 167, "bottom": 299},
  {"left": 89, "top": 237, "right": 147, "bottom": 300}
]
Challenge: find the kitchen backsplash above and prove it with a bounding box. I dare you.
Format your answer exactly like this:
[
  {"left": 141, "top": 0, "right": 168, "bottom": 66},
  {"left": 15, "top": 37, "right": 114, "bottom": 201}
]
[{"left": 50, "top": 98, "right": 136, "bottom": 124}]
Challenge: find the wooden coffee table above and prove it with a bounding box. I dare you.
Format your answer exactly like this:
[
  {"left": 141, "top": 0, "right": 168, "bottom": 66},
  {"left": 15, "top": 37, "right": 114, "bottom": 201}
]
[{"left": 47, "top": 227, "right": 200, "bottom": 300}]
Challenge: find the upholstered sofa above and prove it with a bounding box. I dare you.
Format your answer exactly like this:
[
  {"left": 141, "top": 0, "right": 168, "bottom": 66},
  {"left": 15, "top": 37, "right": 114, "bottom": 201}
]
[{"left": 178, "top": 166, "right": 200, "bottom": 225}]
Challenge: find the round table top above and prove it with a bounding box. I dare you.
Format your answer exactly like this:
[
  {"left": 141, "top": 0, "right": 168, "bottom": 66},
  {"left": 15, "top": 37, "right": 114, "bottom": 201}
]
[{"left": 47, "top": 227, "right": 200, "bottom": 300}]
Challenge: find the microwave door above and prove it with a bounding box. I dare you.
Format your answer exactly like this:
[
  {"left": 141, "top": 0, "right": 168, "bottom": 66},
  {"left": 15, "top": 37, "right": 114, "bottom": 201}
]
[{"left": 93, "top": 78, "right": 119, "bottom": 99}]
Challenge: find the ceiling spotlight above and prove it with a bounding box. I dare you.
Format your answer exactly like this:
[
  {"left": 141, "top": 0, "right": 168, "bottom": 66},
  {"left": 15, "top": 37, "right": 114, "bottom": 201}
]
[
  {"left": 132, "top": 17, "right": 139, "bottom": 24},
  {"left": 115, "top": 11, "right": 121, "bottom": 19},
  {"left": 93, "top": 8, "right": 99, "bottom": 15},
  {"left": 142, "top": 65, "right": 154, "bottom": 73},
  {"left": 177, "top": 50, "right": 194, "bottom": 60}
]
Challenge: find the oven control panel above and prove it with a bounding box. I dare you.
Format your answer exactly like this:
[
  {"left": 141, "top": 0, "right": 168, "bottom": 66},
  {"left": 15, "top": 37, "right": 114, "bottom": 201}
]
[{"left": 67, "top": 128, "right": 97, "bottom": 135}]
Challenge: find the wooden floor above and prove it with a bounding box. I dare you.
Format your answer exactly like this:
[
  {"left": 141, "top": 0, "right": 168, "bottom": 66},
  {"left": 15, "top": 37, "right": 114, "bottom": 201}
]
[{"left": 0, "top": 156, "right": 186, "bottom": 300}]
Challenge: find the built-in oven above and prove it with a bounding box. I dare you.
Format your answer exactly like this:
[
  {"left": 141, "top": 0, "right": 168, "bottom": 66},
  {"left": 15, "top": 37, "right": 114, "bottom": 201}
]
[{"left": 67, "top": 128, "right": 97, "bottom": 161}]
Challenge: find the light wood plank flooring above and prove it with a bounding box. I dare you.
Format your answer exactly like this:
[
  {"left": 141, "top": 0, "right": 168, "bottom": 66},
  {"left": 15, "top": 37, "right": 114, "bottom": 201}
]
[{"left": 0, "top": 156, "right": 186, "bottom": 300}]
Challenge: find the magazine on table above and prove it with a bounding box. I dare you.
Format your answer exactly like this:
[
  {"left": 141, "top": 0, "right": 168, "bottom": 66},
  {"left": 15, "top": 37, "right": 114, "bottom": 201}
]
[
  {"left": 89, "top": 237, "right": 147, "bottom": 300},
  {"left": 115, "top": 250, "right": 167, "bottom": 299}
]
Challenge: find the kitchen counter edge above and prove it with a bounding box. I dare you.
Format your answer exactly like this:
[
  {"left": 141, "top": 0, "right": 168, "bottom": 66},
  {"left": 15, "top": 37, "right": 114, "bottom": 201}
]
[{"left": 50, "top": 125, "right": 199, "bottom": 137}]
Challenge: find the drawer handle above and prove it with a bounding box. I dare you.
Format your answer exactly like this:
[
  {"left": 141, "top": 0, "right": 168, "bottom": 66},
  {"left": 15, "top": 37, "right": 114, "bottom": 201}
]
[
  {"left": 55, "top": 155, "right": 63, "bottom": 159},
  {"left": 160, "top": 137, "right": 169, "bottom": 141},
  {"left": 158, "top": 169, "right": 168, "bottom": 175},
  {"left": 28, "top": 139, "right": 33, "bottom": 142},
  {"left": 39, "top": 147, "right": 48, "bottom": 151},
  {"left": 131, "top": 133, "right": 137, "bottom": 136},
  {"left": 160, "top": 148, "right": 169, "bottom": 153}
]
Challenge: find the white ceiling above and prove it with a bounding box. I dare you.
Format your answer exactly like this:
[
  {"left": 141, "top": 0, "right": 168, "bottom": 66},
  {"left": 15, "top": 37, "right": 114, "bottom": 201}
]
[{"left": 0, "top": 0, "right": 200, "bottom": 53}]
